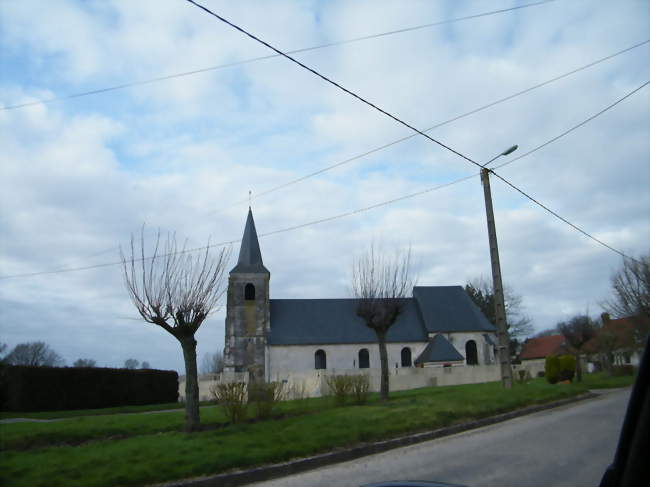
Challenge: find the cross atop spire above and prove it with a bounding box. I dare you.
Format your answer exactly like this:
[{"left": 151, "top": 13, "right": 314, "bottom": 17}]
[{"left": 230, "top": 208, "right": 269, "bottom": 274}]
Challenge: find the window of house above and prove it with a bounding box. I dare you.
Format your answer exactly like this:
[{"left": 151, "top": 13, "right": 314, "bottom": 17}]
[
  {"left": 315, "top": 349, "right": 326, "bottom": 370},
  {"left": 465, "top": 340, "right": 478, "bottom": 365},
  {"left": 358, "top": 348, "right": 369, "bottom": 368},
  {"left": 244, "top": 283, "right": 255, "bottom": 300},
  {"left": 401, "top": 347, "right": 412, "bottom": 367}
]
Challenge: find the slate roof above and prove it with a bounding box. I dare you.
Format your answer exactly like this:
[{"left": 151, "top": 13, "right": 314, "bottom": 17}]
[
  {"left": 268, "top": 298, "right": 425, "bottom": 345},
  {"left": 268, "top": 286, "right": 496, "bottom": 346},
  {"left": 414, "top": 334, "right": 465, "bottom": 364},
  {"left": 413, "top": 286, "right": 496, "bottom": 333},
  {"left": 230, "top": 208, "right": 269, "bottom": 274},
  {"left": 519, "top": 335, "right": 567, "bottom": 360}
]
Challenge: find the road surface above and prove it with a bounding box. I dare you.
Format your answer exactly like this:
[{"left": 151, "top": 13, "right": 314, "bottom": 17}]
[{"left": 249, "top": 389, "right": 629, "bottom": 487}]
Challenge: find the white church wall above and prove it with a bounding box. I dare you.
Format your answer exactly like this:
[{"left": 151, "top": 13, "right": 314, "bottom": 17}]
[
  {"left": 267, "top": 342, "right": 427, "bottom": 375},
  {"left": 180, "top": 364, "right": 502, "bottom": 401}
]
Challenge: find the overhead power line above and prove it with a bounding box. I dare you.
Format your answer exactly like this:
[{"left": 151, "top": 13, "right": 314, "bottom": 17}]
[
  {"left": 186, "top": 0, "right": 645, "bottom": 263},
  {"left": 2, "top": 0, "right": 556, "bottom": 111},
  {"left": 2, "top": 80, "right": 645, "bottom": 280},
  {"left": 213, "top": 40, "right": 649, "bottom": 213}
]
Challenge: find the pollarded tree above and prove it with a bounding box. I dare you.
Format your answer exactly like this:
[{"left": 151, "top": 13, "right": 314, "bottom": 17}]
[
  {"left": 121, "top": 231, "right": 230, "bottom": 431},
  {"left": 352, "top": 245, "right": 415, "bottom": 401},
  {"left": 4, "top": 341, "right": 65, "bottom": 367}
]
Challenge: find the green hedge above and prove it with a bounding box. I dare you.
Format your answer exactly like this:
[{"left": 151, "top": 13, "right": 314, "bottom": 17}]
[{"left": 0, "top": 365, "right": 178, "bottom": 412}]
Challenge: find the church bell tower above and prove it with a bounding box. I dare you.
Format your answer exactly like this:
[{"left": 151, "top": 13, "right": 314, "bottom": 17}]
[{"left": 223, "top": 208, "right": 270, "bottom": 382}]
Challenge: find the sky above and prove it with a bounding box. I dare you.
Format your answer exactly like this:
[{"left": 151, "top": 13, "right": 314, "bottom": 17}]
[{"left": 1, "top": 0, "right": 648, "bottom": 373}]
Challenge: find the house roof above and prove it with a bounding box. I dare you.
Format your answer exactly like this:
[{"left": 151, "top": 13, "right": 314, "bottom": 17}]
[
  {"left": 230, "top": 208, "right": 269, "bottom": 274},
  {"left": 268, "top": 286, "right": 496, "bottom": 346},
  {"left": 413, "top": 286, "right": 496, "bottom": 333},
  {"left": 268, "top": 298, "right": 426, "bottom": 345},
  {"left": 414, "top": 334, "right": 464, "bottom": 364},
  {"left": 520, "top": 335, "right": 567, "bottom": 360}
]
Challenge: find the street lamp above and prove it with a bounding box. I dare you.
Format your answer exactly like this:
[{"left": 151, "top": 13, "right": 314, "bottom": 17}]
[{"left": 480, "top": 145, "right": 518, "bottom": 389}]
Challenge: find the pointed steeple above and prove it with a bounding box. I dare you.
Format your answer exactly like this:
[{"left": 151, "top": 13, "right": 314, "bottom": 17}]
[{"left": 231, "top": 208, "right": 269, "bottom": 274}]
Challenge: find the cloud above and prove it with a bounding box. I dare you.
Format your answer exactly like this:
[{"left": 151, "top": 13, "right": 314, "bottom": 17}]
[{"left": 1, "top": 0, "right": 648, "bottom": 372}]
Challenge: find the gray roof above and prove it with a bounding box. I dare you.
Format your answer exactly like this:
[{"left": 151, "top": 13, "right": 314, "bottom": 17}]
[
  {"left": 268, "top": 286, "right": 495, "bottom": 346},
  {"left": 414, "top": 334, "right": 464, "bottom": 364},
  {"left": 230, "top": 208, "right": 269, "bottom": 274},
  {"left": 268, "top": 298, "right": 425, "bottom": 345},
  {"left": 413, "top": 286, "right": 496, "bottom": 333}
]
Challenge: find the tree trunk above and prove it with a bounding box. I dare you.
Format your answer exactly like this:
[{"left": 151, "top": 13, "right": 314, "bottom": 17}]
[
  {"left": 575, "top": 352, "right": 582, "bottom": 382},
  {"left": 180, "top": 336, "right": 200, "bottom": 432},
  {"left": 377, "top": 329, "right": 389, "bottom": 401}
]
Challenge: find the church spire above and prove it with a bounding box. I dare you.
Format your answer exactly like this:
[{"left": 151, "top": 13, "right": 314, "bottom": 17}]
[{"left": 231, "top": 208, "right": 269, "bottom": 274}]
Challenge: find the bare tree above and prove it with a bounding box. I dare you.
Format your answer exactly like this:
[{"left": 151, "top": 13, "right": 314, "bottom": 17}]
[
  {"left": 603, "top": 253, "right": 650, "bottom": 347},
  {"left": 557, "top": 315, "right": 596, "bottom": 382},
  {"left": 140, "top": 361, "right": 151, "bottom": 369},
  {"left": 352, "top": 245, "right": 415, "bottom": 401},
  {"left": 4, "top": 341, "right": 65, "bottom": 367},
  {"left": 121, "top": 230, "right": 230, "bottom": 431},
  {"left": 124, "top": 358, "right": 139, "bottom": 369},
  {"left": 465, "top": 277, "right": 534, "bottom": 339},
  {"left": 200, "top": 350, "right": 224, "bottom": 374},
  {"left": 604, "top": 253, "right": 650, "bottom": 319},
  {"left": 73, "top": 358, "right": 97, "bottom": 367}
]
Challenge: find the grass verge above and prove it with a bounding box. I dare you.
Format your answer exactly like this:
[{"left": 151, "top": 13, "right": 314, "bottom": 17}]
[{"left": 0, "top": 379, "right": 597, "bottom": 487}]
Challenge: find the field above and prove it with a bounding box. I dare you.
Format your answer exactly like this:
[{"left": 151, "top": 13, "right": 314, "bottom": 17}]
[{"left": 0, "top": 373, "right": 634, "bottom": 487}]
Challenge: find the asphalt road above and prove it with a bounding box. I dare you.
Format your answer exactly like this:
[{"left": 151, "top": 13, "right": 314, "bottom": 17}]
[{"left": 249, "top": 389, "right": 630, "bottom": 487}]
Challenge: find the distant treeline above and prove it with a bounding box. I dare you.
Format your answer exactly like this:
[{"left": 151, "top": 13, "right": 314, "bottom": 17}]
[{"left": 0, "top": 365, "right": 178, "bottom": 412}]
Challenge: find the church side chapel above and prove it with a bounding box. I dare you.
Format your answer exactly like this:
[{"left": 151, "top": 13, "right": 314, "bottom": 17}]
[{"left": 222, "top": 209, "right": 499, "bottom": 392}]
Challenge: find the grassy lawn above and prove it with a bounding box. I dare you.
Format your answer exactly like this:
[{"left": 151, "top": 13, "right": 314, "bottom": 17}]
[
  {"left": 0, "top": 401, "right": 215, "bottom": 420},
  {"left": 0, "top": 378, "right": 607, "bottom": 487}
]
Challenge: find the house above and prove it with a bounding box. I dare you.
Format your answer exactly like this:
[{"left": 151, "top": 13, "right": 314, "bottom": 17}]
[
  {"left": 584, "top": 313, "right": 647, "bottom": 369},
  {"left": 184, "top": 209, "right": 501, "bottom": 400},
  {"left": 517, "top": 334, "right": 570, "bottom": 377}
]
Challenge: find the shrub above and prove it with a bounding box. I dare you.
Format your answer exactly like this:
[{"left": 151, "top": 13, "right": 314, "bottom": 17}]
[
  {"left": 558, "top": 355, "right": 576, "bottom": 382},
  {"left": 211, "top": 382, "right": 247, "bottom": 423},
  {"left": 325, "top": 374, "right": 353, "bottom": 407},
  {"left": 612, "top": 364, "right": 635, "bottom": 376},
  {"left": 350, "top": 374, "right": 370, "bottom": 405},
  {"left": 545, "top": 356, "right": 561, "bottom": 384},
  {"left": 517, "top": 369, "right": 531, "bottom": 384},
  {"left": 537, "top": 371, "right": 545, "bottom": 378},
  {"left": 248, "top": 381, "right": 284, "bottom": 419}
]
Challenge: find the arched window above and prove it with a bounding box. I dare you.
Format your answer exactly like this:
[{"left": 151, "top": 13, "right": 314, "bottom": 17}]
[
  {"left": 465, "top": 340, "right": 478, "bottom": 365},
  {"left": 315, "top": 349, "right": 327, "bottom": 370},
  {"left": 358, "top": 348, "right": 370, "bottom": 368},
  {"left": 401, "top": 347, "right": 412, "bottom": 367},
  {"left": 244, "top": 283, "right": 255, "bottom": 300}
]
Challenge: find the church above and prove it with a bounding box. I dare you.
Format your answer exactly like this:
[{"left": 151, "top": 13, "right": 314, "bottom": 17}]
[{"left": 222, "top": 209, "right": 499, "bottom": 388}]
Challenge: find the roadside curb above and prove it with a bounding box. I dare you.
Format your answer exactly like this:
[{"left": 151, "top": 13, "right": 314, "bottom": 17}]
[{"left": 160, "top": 392, "right": 598, "bottom": 487}]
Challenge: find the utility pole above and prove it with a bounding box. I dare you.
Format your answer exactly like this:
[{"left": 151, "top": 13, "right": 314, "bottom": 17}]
[{"left": 481, "top": 166, "right": 514, "bottom": 389}]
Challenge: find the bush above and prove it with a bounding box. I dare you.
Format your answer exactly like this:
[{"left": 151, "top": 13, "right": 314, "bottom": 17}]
[
  {"left": 545, "top": 356, "right": 560, "bottom": 384},
  {"left": 325, "top": 374, "right": 353, "bottom": 407},
  {"left": 1, "top": 365, "right": 178, "bottom": 412},
  {"left": 612, "top": 365, "right": 635, "bottom": 376},
  {"left": 211, "top": 382, "right": 247, "bottom": 423},
  {"left": 350, "top": 375, "right": 370, "bottom": 405},
  {"left": 558, "top": 355, "right": 576, "bottom": 382},
  {"left": 248, "top": 381, "right": 284, "bottom": 419},
  {"left": 537, "top": 371, "right": 545, "bottom": 378}
]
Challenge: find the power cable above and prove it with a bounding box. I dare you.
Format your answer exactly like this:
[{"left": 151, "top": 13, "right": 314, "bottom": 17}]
[
  {"left": 2, "top": 80, "right": 645, "bottom": 280},
  {"left": 1, "top": 0, "right": 557, "bottom": 111},
  {"left": 186, "top": 0, "right": 645, "bottom": 263},
  {"left": 213, "top": 40, "right": 649, "bottom": 213}
]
